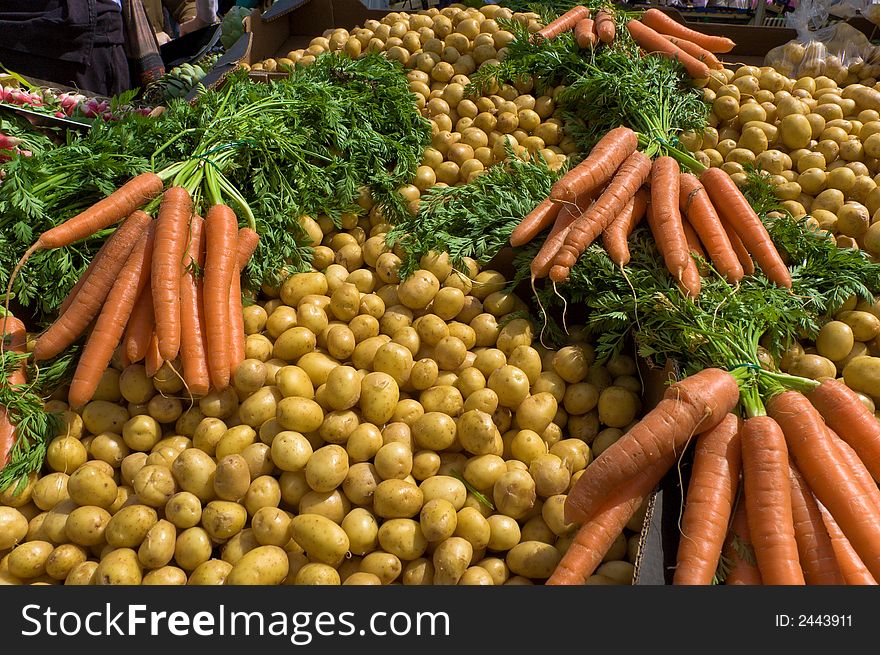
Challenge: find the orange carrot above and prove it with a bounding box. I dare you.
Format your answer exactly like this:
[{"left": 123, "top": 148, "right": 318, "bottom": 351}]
[
  {"left": 565, "top": 367, "right": 740, "bottom": 524},
  {"left": 679, "top": 253, "right": 702, "bottom": 298},
  {"left": 602, "top": 186, "right": 649, "bottom": 266},
  {"left": 178, "top": 215, "right": 209, "bottom": 396},
  {"left": 829, "top": 429, "right": 880, "bottom": 513},
  {"left": 0, "top": 312, "right": 27, "bottom": 466},
  {"left": 145, "top": 332, "right": 161, "bottom": 379},
  {"left": 124, "top": 282, "right": 154, "bottom": 364},
  {"left": 574, "top": 18, "right": 596, "bottom": 48},
  {"left": 530, "top": 203, "right": 584, "bottom": 280},
  {"left": 550, "top": 126, "right": 638, "bottom": 203},
  {"left": 678, "top": 172, "right": 743, "bottom": 283},
  {"left": 8, "top": 173, "right": 162, "bottom": 295},
  {"left": 594, "top": 10, "right": 615, "bottom": 43},
  {"left": 203, "top": 204, "right": 239, "bottom": 390},
  {"left": 663, "top": 34, "right": 723, "bottom": 70},
  {"left": 740, "top": 415, "right": 804, "bottom": 585},
  {"left": 550, "top": 150, "right": 653, "bottom": 281},
  {"left": 682, "top": 218, "right": 705, "bottom": 259},
  {"left": 768, "top": 390, "right": 880, "bottom": 580},
  {"left": 720, "top": 215, "right": 754, "bottom": 276},
  {"left": 673, "top": 413, "right": 741, "bottom": 585},
  {"left": 789, "top": 463, "right": 844, "bottom": 585},
  {"left": 809, "top": 378, "right": 880, "bottom": 483},
  {"left": 68, "top": 224, "right": 155, "bottom": 408},
  {"left": 640, "top": 8, "right": 735, "bottom": 53},
  {"left": 152, "top": 187, "right": 192, "bottom": 362},
  {"left": 626, "top": 20, "right": 710, "bottom": 80},
  {"left": 535, "top": 5, "right": 590, "bottom": 40},
  {"left": 548, "top": 455, "right": 667, "bottom": 585},
  {"left": 723, "top": 499, "right": 762, "bottom": 585},
  {"left": 228, "top": 228, "right": 260, "bottom": 375},
  {"left": 700, "top": 167, "right": 791, "bottom": 288},
  {"left": 648, "top": 156, "right": 689, "bottom": 279},
  {"left": 510, "top": 198, "right": 562, "bottom": 247},
  {"left": 33, "top": 211, "right": 152, "bottom": 362},
  {"left": 817, "top": 500, "right": 878, "bottom": 585}
]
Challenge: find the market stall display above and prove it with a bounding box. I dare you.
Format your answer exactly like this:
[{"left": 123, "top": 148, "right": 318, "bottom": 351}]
[{"left": 2, "top": 1, "right": 880, "bottom": 588}]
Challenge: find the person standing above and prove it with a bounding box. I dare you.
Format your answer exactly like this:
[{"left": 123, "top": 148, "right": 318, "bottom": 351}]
[{"left": 0, "top": 0, "right": 131, "bottom": 97}]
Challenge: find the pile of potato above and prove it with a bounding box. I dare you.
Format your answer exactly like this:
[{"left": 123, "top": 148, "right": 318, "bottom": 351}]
[
  {"left": 246, "top": 4, "right": 573, "bottom": 205},
  {"left": 0, "top": 187, "right": 649, "bottom": 586}
]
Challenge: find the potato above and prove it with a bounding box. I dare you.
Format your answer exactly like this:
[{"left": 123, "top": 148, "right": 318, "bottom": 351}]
[
  {"left": 277, "top": 397, "right": 324, "bottom": 433},
  {"left": 187, "top": 559, "right": 233, "bottom": 585},
  {"left": 432, "top": 536, "right": 472, "bottom": 584},
  {"left": 341, "top": 507, "right": 379, "bottom": 556},
  {"left": 0, "top": 508, "right": 28, "bottom": 550},
  {"left": 67, "top": 466, "right": 117, "bottom": 509},
  {"left": 92, "top": 547, "right": 142, "bottom": 585},
  {"left": 374, "top": 479, "right": 424, "bottom": 518},
  {"left": 243, "top": 475, "right": 282, "bottom": 516},
  {"left": 32, "top": 472, "right": 69, "bottom": 511},
  {"left": 552, "top": 345, "right": 593, "bottom": 383},
  {"left": 843, "top": 356, "right": 880, "bottom": 397},
  {"left": 597, "top": 386, "right": 640, "bottom": 428},
  {"left": 816, "top": 321, "right": 856, "bottom": 361},
  {"left": 81, "top": 400, "right": 129, "bottom": 435},
  {"left": 492, "top": 469, "right": 536, "bottom": 519},
  {"left": 289, "top": 513, "right": 350, "bottom": 566},
  {"left": 515, "top": 392, "right": 558, "bottom": 434},
  {"left": 789, "top": 353, "right": 839, "bottom": 380},
  {"left": 44, "top": 543, "right": 87, "bottom": 580},
  {"left": 225, "top": 545, "right": 289, "bottom": 585},
  {"left": 505, "top": 540, "right": 560, "bottom": 579},
  {"left": 419, "top": 385, "right": 463, "bottom": 416},
  {"left": 170, "top": 448, "right": 216, "bottom": 502},
  {"left": 304, "top": 444, "right": 348, "bottom": 493},
  {"left": 358, "top": 372, "right": 399, "bottom": 425},
  {"left": 64, "top": 505, "right": 111, "bottom": 546},
  {"left": 419, "top": 475, "right": 467, "bottom": 510},
  {"left": 165, "top": 491, "right": 202, "bottom": 530},
  {"left": 138, "top": 519, "right": 176, "bottom": 569},
  {"left": 378, "top": 518, "right": 428, "bottom": 561},
  {"left": 838, "top": 310, "right": 880, "bottom": 341},
  {"left": 201, "top": 501, "right": 248, "bottom": 541}
]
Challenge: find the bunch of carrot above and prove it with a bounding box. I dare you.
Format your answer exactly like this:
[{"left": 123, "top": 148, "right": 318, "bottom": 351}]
[
  {"left": 627, "top": 9, "right": 733, "bottom": 80},
  {"left": 510, "top": 126, "right": 792, "bottom": 296},
  {"left": 533, "top": 5, "right": 616, "bottom": 50},
  {"left": 546, "top": 368, "right": 880, "bottom": 586},
  {"left": 5, "top": 173, "right": 259, "bottom": 408}
]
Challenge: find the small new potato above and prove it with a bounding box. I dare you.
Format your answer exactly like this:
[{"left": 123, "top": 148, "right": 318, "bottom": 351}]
[
  {"left": 226, "top": 545, "right": 289, "bottom": 585},
  {"left": 92, "top": 547, "right": 142, "bottom": 585},
  {"left": 290, "top": 514, "right": 350, "bottom": 566},
  {"left": 506, "top": 541, "right": 561, "bottom": 579},
  {"left": 201, "top": 501, "right": 248, "bottom": 541},
  {"left": 432, "top": 536, "right": 473, "bottom": 585}
]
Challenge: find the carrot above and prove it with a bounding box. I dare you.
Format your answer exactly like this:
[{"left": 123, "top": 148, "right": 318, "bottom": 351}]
[
  {"left": 574, "top": 18, "right": 596, "bottom": 48},
  {"left": 594, "top": 10, "right": 615, "bottom": 44},
  {"left": 663, "top": 34, "right": 723, "bottom": 70},
  {"left": 151, "top": 187, "right": 192, "bottom": 362},
  {"left": 817, "top": 500, "right": 878, "bottom": 585},
  {"left": 678, "top": 255, "right": 702, "bottom": 298},
  {"left": 720, "top": 215, "right": 754, "bottom": 276},
  {"left": 535, "top": 5, "right": 590, "bottom": 40},
  {"left": 678, "top": 172, "right": 743, "bottom": 283},
  {"left": 808, "top": 377, "right": 880, "bottom": 483},
  {"left": 530, "top": 197, "right": 592, "bottom": 280},
  {"left": 32, "top": 211, "right": 152, "bottom": 362},
  {"left": 602, "top": 186, "right": 649, "bottom": 266},
  {"left": 203, "top": 204, "right": 239, "bottom": 390},
  {"left": 177, "top": 215, "right": 210, "bottom": 397},
  {"left": 640, "top": 8, "right": 735, "bottom": 53},
  {"left": 550, "top": 150, "right": 653, "bottom": 281},
  {"left": 625, "top": 20, "right": 710, "bottom": 81},
  {"left": 124, "top": 282, "right": 154, "bottom": 364},
  {"left": 145, "top": 332, "right": 161, "bottom": 379},
  {"left": 788, "top": 463, "right": 844, "bottom": 585},
  {"left": 700, "top": 167, "right": 791, "bottom": 288},
  {"left": 68, "top": 224, "right": 155, "bottom": 408},
  {"left": 740, "top": 415, "right": 804, "bottom": 584},
  {"left": 723, "top": 499, "right": 762, "bottom": 584},
  {"left": 58, "top": 211, "right": 150, "bottom": 315},
  {"left": 768, "top": 390, "right": 880, "bottom": 580},
  {"left": 510, "top": 198, "right": 562, "bottom": 247},
  {"left": 564, "top": 367, "right": 740, "bottom": 524},
  {"left": 673, "top": 413, "right": 741, "bottom": 585},
  {"left": 550, "top": 126, "right": 638, "bottom": 203},
  {"left": 829, "top": 428, "right": 880, "bottom": 513},
  {"left": 681, "top": 218, "right": 705, "bottom": 259},
  {"left": 0, "top": 312, "right": 27, "bottom": 466},
  {"left": 8, "top": 173, "right": 162, "bottom": 296},
  {"left": 648, "top": 156, "right": 689, "bottom": 279},
  {"left": 228, "top": 227, "right": 260, "bottom": 374},
  {"left": 548, "top": 455, "right": 668, "bottom": 585}
]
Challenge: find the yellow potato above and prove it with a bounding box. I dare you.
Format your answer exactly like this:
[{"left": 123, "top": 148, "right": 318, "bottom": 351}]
[{"left": 226, "top": 545, "right": 289, "bottom": 585}]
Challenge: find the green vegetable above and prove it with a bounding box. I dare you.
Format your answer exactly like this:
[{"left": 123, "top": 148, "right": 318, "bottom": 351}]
[{"left": 221, "top": 6, "right": 252, "bottom": 50}]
